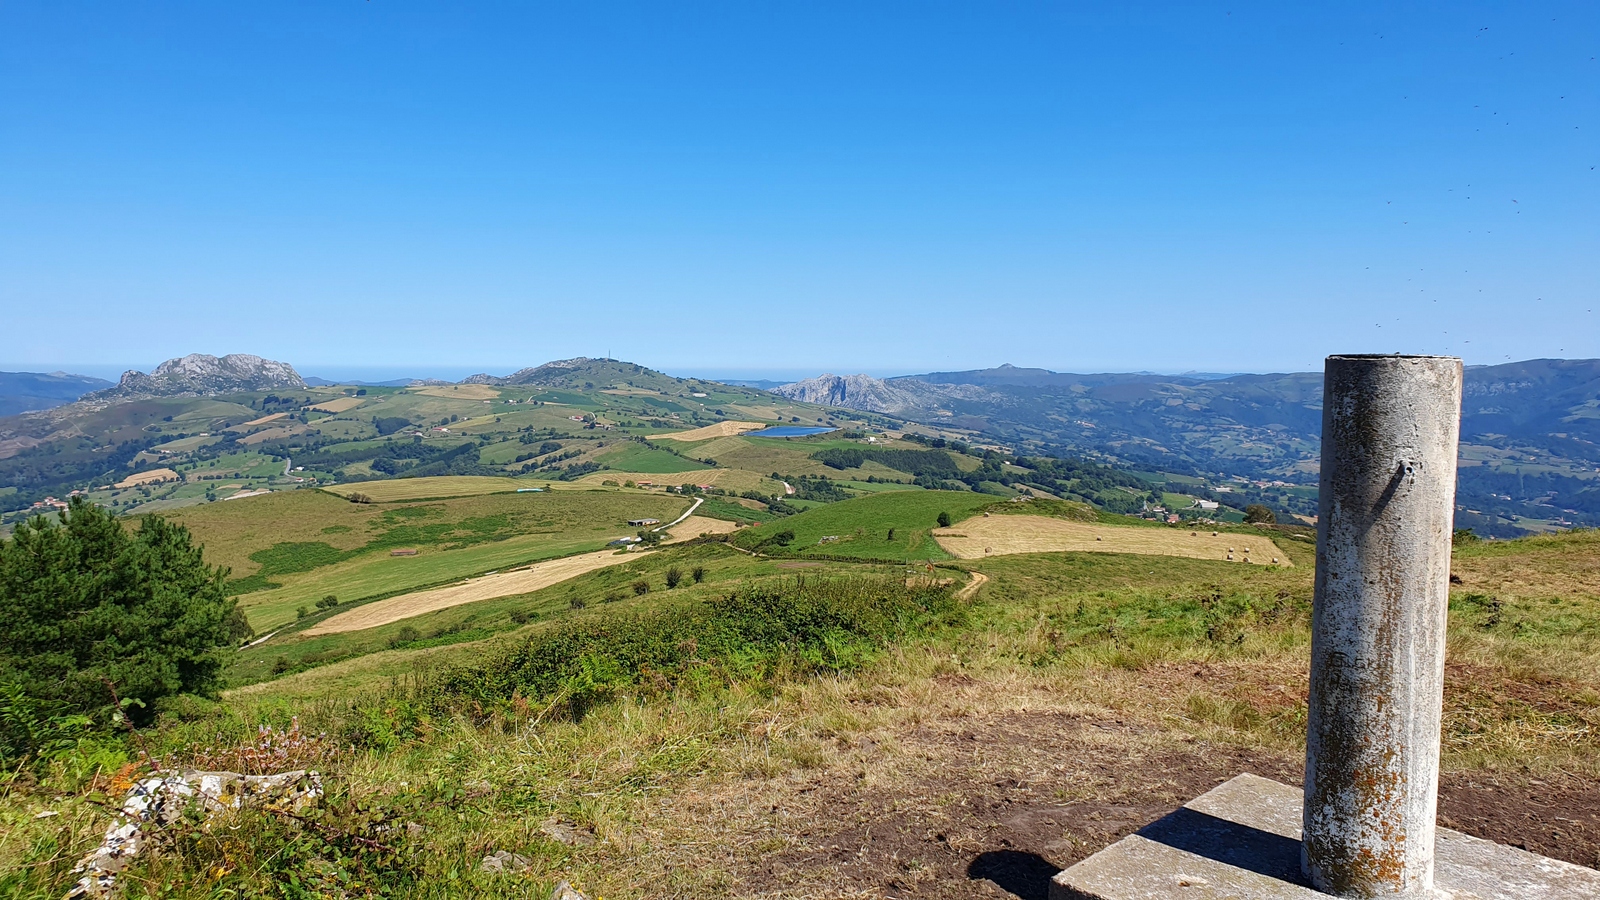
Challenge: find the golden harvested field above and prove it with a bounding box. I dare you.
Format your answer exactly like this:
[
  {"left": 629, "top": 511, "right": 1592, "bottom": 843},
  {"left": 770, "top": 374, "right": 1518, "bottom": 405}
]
[
  {"left": 934, "top": 514, "right": 1293, "bottom": 565},
  {"left": 323, "top": 476, "right": 540, "bottom": 502},
  {"left": 238, "top": 412, "right": 287, "bottom": 427},
  {"left": 654, "top": 421, "right": 766, "bottom": 441},
  {"left": 306, "top": 397, "right": 366, "bottom": 413},
  {"left": 663, "top": 515, "right": 739, "bottom": 543},
  {"left": 303, "top": 548, "right": 628, "bottom": 634},
  {"left": 114, "top": 467, "right": 180, "bottom": 488},
  {"left": 238, "top": 425, "right": 307, "bottom": 445},
  {"left": 410, "top": 384, "right": 500, "bottom": 400}
]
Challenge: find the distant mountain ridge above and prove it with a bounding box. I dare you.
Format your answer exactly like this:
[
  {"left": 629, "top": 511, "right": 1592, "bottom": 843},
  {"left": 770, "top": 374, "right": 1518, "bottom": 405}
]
[
  {"left": 89, "top": 354, "right": 306, "bottom": 399},
  {"left": 774, "top": 359, "right": 1600, "bottom": 534},
  {"left": 0, "top": 371, "right": 114, "bottom": 417}
]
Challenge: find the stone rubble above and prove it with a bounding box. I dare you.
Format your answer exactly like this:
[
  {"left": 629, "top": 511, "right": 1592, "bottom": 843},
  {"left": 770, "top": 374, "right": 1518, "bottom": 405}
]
[{"left": 66, "top": 769, "right": 321, "bottom": 900}]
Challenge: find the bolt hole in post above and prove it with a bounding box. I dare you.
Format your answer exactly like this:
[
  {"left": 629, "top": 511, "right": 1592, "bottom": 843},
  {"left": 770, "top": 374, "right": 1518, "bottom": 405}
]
[{"left": 1304, "top": 355, "right": 1462, "bottom": 899}]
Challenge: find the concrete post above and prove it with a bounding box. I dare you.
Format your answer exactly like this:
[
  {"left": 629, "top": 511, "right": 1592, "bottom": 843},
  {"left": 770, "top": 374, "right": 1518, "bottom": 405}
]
[{"left": 1303, "top": 355, "right": 1462, "bottom": 898}]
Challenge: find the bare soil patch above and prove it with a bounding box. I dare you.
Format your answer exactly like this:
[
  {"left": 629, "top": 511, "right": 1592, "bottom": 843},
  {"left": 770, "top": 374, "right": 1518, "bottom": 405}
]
[
  {"left": 655, "top": 421, "right": 767, "bottom": 441},
  {"left": 115, "top": 467, "right": 180, "bottom": 489},
  {"left": 935, "top": 516, "right": 1292, "bottom": 567},
  {"left": 722, "top": 712, "right": 1599, "bottom": 899}
]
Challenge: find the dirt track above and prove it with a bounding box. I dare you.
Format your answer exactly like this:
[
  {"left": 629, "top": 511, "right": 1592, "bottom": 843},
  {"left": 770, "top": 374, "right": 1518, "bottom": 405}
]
[{"left": 935, "top": 516, "right": 1292, "bottom": 566}]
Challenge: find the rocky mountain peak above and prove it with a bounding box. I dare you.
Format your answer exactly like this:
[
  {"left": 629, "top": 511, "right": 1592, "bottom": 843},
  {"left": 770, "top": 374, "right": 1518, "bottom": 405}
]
[{"left": 89, "top": 353, "right": 306, "bottom": 400}]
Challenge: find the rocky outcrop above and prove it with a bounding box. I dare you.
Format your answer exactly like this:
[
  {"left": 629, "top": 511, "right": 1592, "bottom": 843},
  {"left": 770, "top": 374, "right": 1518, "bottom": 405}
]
[
  {"left": 88, "top": 354, "right": 306, "bottom": 399},
  {"left": 469, "top": 358, "right": 596, "bottom": 386},
  {"left": 69, "top": 769, "right": 322, "bottom": 899},
  {"left": 771, "top": 374, "right": 999, "bottom": 416}
]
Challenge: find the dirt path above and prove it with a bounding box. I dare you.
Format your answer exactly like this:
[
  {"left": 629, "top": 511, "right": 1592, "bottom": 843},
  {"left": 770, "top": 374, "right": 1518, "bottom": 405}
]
[
  {"left": 303, "top": 515, "right": 741, "bottom": 635},
  {"left": 955, "top": 571, "right": 989, "bottom": 601},
  {"left": 935, "top": 516, "right": 1292, "bottom": 566}
]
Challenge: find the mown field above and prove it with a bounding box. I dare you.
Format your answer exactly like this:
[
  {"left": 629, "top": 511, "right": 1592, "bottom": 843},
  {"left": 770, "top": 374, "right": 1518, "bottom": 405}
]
[
  {"left": 167, "top": 487, "right": 690, "bottom": 631},
  {"left": 4, "top": 522, "right": 1595, "bottom": 900}
]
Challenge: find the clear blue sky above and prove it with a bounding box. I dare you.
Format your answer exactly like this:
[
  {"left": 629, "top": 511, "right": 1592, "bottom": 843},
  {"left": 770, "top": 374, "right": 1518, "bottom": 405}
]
[{"left": 2, "top": 2, "right": 1595, "bottom": 380}]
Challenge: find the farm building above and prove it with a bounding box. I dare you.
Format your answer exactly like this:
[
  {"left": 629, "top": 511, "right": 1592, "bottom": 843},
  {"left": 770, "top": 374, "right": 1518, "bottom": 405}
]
[{"left": 628, "top": 518, "right": 661, "bottom": 526}]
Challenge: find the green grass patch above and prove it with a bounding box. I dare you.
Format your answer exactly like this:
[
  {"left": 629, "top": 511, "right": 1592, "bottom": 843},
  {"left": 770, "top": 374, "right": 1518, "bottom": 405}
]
[
  {"left": 693, "top": 496, "right": 766, "bottom": 524},
  {"left": 596, "top": 444, "right": 711, "bottom": 474},
  {"left": 732, "top": 490, "right": 998, "bottom": 560},
  {"left": 429, "top": 574, "right": 959, "bottom": 720}
]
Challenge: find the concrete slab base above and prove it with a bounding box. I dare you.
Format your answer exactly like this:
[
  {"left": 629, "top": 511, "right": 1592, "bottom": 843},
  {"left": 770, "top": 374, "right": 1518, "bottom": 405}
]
[{"left": 1049, "top": 773, "right": 1600, "bottom": 900}]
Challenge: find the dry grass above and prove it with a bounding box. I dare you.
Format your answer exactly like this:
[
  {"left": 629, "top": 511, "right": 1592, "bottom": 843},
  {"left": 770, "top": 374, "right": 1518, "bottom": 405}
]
[
  {"left": 663, "top": 515, "right": 740, "bottom": 543},
  {"left": 410, "top": 384, "right": 501, "bottom": 400},
  {"left": 114, "top": 467, "right": 180, "bottom": 488},
  {"left": 575, "top": 468, "right": 771, "bottom": 492},
  {"left": 305, "top": 397, "right": 367, "bottom": 414},
  {"left": 10, "top": 531, "right": 1593, "bottom": 899},
  {"left": 654, "top": 421, "right": 767, "bottom": 441},
  {"left": 322, "top": 476, "right": 540, "bottom": 502},
  {"left": 238, "top": 412, "right": 287, "bottom": 427},
  {"left": 237, "top": 424, "right": 308, "bottom": 445},
  {"left": 934, "top": 515, "right": 1293, "bottom": 566}
]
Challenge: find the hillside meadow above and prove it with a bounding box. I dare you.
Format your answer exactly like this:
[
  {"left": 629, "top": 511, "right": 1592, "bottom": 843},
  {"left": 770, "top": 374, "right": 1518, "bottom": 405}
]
[
  {"left": 166, "top": 487, "right": 690, "bottom": 631},
  {"left": 2, "top": 520, "right": 1595, "bottom": 899}
]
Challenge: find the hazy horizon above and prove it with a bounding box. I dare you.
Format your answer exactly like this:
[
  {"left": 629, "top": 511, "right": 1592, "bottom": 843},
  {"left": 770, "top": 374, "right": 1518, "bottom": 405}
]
[{"left": 5, "top": 353, "right": 1594, "bottom": 390}]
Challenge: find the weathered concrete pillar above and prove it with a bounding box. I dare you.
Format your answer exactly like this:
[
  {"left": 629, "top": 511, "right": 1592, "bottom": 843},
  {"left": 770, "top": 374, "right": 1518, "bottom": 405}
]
[{"left": 1304, "top": 355, "right": 1463, "bottom": 898}]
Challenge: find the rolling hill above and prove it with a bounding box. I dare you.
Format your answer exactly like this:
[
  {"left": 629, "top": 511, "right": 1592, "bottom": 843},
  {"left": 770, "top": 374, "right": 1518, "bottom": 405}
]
[
  {"left": 775, "top": 359, "right": 1600, "bottom": 535},
  {"left": 0, "top": 370, "right": 113, "bottom": 416}
]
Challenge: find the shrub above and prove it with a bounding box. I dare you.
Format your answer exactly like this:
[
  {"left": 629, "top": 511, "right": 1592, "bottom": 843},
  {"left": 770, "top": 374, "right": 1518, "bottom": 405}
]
[
  {"left": 296, "top": 606, "right": 311, "bottom": 619},
  {"left": 665, "top": 567, "right": 683, "bottom": 589},
  {"left": 430, "top": 577, "right": 957, "bottom": 720},
  {"left": 390, "top": 626, "right": 421, "bottom": 648},
  {"left": 937, "top": 511, "right": 952, "bottom": 528},
  {"left": 0, "top": 499, "right": 241, "bottom": 725},
  {"left": 347, "top": 492, "right": 373, "bottom": 504},
  {"left": 315, "top": 594, "right": 339, "bottom": 609},
  {"left": 691, "top": 566, "right": 706, "bottom": 584},
  {"left": 1243, "top": 504, "right": 1277, "bottom": 524},
  {"left": 632, "top": 579, "right": 650, "bottom": 596},
  {"left": 570, "top": 597, "right": 588, "bottom": 610}
]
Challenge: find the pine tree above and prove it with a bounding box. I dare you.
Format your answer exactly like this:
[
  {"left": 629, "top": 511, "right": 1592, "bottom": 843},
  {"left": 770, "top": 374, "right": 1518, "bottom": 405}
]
[{"left": 0, "top": 498, "right": 247, "bottom": 723}]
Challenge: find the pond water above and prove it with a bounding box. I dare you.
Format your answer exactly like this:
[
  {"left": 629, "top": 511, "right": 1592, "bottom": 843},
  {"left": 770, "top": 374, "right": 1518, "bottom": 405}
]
[{"left": 746, "top": 426, "right": 838, "bottom": 438}]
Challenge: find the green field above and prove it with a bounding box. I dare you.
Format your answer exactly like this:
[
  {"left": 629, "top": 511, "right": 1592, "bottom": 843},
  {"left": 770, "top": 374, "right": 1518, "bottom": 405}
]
[
  {"left": 322, "top": 476, "right": 545, "bottom": 502},
  {"left": 226, "top": 543, "right": 892, "bottom": 691},
  {"left": 166, "top": 487, "right": 691, "bottom": 631},
  {"left": 594, "top": 443, "right": 711, "bottom": 474},
  {"left": 734, "top": 489, "right": 1000, "bottom": 559}
]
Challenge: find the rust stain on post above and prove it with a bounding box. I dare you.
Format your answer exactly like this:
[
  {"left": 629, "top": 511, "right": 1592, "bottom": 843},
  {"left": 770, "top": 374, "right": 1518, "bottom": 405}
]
[{"left": 1303, "top": 355, "right": 1462, "bottom": 898}]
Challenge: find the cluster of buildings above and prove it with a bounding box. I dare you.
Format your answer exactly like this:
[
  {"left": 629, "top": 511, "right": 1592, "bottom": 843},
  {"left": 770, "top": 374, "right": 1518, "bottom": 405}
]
[{"left": 28, "top": 490, "right": 87, "bottom": 512}]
